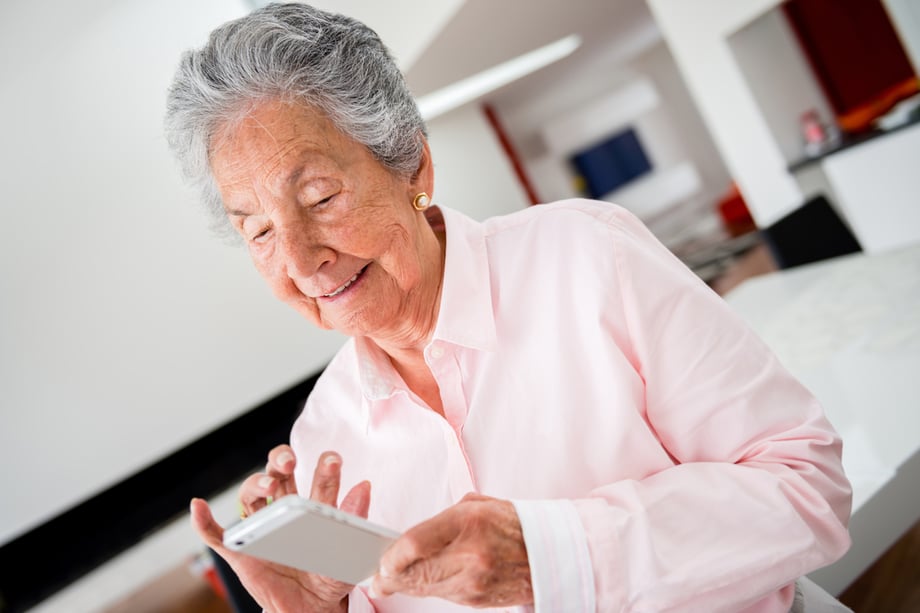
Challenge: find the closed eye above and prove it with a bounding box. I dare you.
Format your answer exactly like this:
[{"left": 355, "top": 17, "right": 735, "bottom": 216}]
[
  {"left": 313, "top": 192, "right": 337, "bottom": 208},
  {"left": 250, "top": 226, "right": 273, "bottom": 244}
]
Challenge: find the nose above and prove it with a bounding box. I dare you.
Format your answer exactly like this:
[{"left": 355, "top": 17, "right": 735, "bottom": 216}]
[{"left": 277, "top": 219, "right": 335, "bottom": 285}]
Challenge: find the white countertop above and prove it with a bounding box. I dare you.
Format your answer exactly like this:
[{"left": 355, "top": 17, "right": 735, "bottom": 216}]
[{"left": 724, "top": 241, "right": 920, "bottom": 594}]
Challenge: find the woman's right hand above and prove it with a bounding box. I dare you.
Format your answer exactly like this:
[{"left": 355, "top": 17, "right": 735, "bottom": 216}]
[{"left": 190, "top": 448, "right": 371, "bottom": 613}]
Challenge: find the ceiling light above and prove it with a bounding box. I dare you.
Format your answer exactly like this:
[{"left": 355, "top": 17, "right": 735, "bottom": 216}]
[{"left": 416, "top": 34, "right": 582, "bottom": 120}]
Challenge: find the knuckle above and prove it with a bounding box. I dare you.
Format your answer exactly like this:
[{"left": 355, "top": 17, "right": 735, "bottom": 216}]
[
  {"left": 313, "top": 480, "right": 337, "bottom": 498},
  {"left": 399, "top": 534, "right": 424, "bottom": 562},
  {"left": 239, "top": 475, "right": 262, "bottom": 497},
  {"left": 470, "top": 548, "right": 494, "bottom": 572},
  {"left": 460, "top": 572, "right": 494, "bottom": 606},
  {"left": 470, "top": 573, "right": 489, "bottom": 594},
  {"left": 407, "top": 560, "right": 437, "bottom": 588}
]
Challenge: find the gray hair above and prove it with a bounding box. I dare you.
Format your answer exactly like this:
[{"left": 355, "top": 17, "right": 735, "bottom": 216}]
[{"left": 163, "top": 2, "right": 427, "bottom": 235}]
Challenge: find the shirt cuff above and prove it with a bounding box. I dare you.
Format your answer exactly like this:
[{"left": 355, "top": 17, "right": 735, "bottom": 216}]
[
  {"left": 511, "top": 499, "right": 596, "bottom": 613},
  {"left": 347, "top": 586, "right": 376, "bottom": 612}
]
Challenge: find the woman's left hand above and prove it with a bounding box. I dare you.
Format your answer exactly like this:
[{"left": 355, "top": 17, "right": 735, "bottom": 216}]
[{"left": 371, "top": 493, "right": 533, "bottom": 607}]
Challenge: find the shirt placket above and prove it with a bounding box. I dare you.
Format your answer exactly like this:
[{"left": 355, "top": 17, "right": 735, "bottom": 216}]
[{"left": 426, "top": 342, "right": 478, "bottom": 501}]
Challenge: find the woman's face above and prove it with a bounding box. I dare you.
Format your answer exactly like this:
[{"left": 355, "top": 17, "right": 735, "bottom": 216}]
[{"left": 210, "top": 100, "right": 439, "bottom": 340}]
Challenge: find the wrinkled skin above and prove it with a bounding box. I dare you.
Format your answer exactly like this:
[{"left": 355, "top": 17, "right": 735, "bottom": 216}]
[{"left": 191, "top": 448, "right": 368, "bottom": 613}]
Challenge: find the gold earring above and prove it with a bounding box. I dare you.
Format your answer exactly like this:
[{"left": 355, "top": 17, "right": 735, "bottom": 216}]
[{"left": 412, "top": 192, "right": 431, "bottom": 211}]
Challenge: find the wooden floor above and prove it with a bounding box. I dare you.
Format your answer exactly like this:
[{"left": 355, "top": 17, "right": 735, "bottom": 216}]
[
  {"left": 102, "top": 559, "right": 232, "bottom": 613},
  {"left": 838, "top": 518, "right": 920, "bottom": 612}
]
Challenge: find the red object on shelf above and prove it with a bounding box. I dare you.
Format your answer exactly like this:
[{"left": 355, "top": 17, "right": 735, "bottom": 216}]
[
  {"left": 801, "top": 109, "right": 827, "bottom": 145},
  {"left": 717, "top": 183, "right": 757, "bottom": 237}
]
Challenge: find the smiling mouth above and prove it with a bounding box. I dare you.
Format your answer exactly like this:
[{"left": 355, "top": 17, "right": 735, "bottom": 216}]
[{"left": 322, "top": 265, "right": 368, "bottom": 298}]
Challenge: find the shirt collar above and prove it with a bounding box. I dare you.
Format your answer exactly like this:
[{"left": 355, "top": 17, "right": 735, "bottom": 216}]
[
  {"left": 431, "top": 205, "right": 498, "bottom": 353},
  {"left": 354, "top": 336, "right": 403, "bottom": 401},
  {"left": 353, "top": 205, "right": 498, "bottom": 404}
]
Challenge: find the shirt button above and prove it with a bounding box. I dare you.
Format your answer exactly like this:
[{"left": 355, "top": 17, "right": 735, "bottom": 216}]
[{"left": 430, "top": 346, "right": 445, "bottom": 359}]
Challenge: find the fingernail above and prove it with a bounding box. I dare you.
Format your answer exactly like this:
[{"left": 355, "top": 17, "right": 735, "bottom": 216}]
[
  {"left": 379, "top": 564, "right": 391, "bottom": 578},
  {"left": 368, "top": 583, "right": 379, "bottom": 599},
  {"left": 323, "top": 453, "right": 341, "bottom": 466},
  {"left": 277, "top": 451, "right": 294, "bottom": 466},
  {"left": 258, "top": 475, "right": 274, "bottom": 489}
]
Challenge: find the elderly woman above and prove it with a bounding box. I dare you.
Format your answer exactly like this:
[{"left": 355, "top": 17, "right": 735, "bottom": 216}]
[{"left": 164, "top": 3, "right": 851, "bottom": 612}]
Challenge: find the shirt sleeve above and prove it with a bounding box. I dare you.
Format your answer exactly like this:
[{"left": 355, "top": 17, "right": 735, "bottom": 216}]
[
  {"left": 535, "top": 205, "right": 852, "bottom": 612},
  {"left": 511, "top": 499, "right": 596, "bottom": 612},
  {"left": 347, "top": 586, "right": 377, "bottom": 612}
]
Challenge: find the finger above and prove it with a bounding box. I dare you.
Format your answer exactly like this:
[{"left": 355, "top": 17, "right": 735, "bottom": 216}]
[
  {"left": 373, "top": 500, "right": 531, "bottom": 606},
  {"left": 379, "top": 549, "right": 532, "bottom": 607},
  {"left": 460, "top": 491, "right": 489, "bottom": 503},
  {"left": 238, "top": 472, "right": 279, "bottom": 516},
  {"left": 273, "top": 476, "right": 299, "bottom": 500},
  {"left": 373, "top": 544, "right": 465, "bottom": 599},
  {"left": 263, "top": 445, "right": 299, "bottom": 501},
  {"left": 340, "top": 480, "right": 371, "bottom": 518},
  {"left": 265, "top": 445, "right": 297, "bottom": 477},
  {"left": 378, "top": 506, "right": 460, "bottom": 578},
  {"left": 189, "top": 498, "right": 225, "bottom": 552},
  {"left": 309, "top": 451, "right": 342, "bottom": 506}
]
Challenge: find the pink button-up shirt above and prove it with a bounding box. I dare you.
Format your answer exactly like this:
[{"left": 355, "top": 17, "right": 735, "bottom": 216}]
[{"left": 289, "top": 200, "right": 852, "bottom": 612}]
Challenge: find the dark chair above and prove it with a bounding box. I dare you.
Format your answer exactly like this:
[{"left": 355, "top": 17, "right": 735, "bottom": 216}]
[
  {"left": 759, "top": 194, "right": 862, "bottom": 269},
  {"left": 208, "top": 547, "right": 262, "bottom": 613}
]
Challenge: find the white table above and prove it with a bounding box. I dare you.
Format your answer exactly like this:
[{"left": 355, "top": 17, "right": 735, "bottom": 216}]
[{"left": 724, "top": 241, "right": 920, "bottom": 595}]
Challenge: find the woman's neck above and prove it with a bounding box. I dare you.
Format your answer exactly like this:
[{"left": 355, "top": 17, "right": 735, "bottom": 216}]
[
  {"left": 372, "top": 208, "right": 446, "bottom": 353},
  {"left": 372, "top": 320, "right": 445, "bottom": 417},
  {"left": 368, "top": 209, "right": 447, "bottom": 415}
]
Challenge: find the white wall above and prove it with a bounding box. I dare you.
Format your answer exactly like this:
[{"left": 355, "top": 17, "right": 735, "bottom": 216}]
[
  {"left": 425, "top": 104, "right": 530, "bottom": 219},
  {"left": 0, "top": 0, "right": 505, "bottom": 549},
  {"left": 307, "top": 0, "right": 466, "bottom": 70},
  {"left": 495, "top": 36, "right": 732, "bottom": 220},
  {"left": 727, "top": 7, "right": 837, "bottom": 165},
  {"left": 820, "top": 123, "right": 920, "bottom": 253},
  {"left": 539, "top": 78, "right": 660, "bottom": 157},
  {"left": 646, "top": 0, "right": 804, "bottom": 227},
  {"left": 0, "top": 0, "right": 353, "bottom": 546},
  {"left": 630, "top": 41, "right": 733, "bottom": 210}
]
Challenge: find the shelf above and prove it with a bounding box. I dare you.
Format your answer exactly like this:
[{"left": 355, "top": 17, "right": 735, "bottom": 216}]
[{"left": 788, "top": 112, "right": 920, "bottom": 174}]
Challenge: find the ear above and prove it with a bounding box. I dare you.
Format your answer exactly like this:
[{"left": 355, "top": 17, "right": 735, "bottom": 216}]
[{"left": 410, "top": 136, "right": 435, "bottom": 200}]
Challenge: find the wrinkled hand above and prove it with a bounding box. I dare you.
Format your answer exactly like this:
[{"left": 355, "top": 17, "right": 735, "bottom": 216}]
[
  {"left": 372, "top": 493, "right": 533, "bottom": 608},
  {"left": 237, "top": 444, "right": 301, "bottom": 519},
  {"left": 190, "top": 447, "right": 371, "bottom": 613}
]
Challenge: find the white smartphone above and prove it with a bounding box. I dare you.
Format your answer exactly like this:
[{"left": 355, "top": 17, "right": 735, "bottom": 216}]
[{"left": 223, "top": 495, "right": 401, "bottom": 585}]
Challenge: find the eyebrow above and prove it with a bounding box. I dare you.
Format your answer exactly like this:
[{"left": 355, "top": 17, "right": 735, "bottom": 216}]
[
  {"left": 224, "top": 164, "right": 308, "bottom": 218},
  {"left": 224, "top": 152, "right": 330, "bottom": 217}
]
